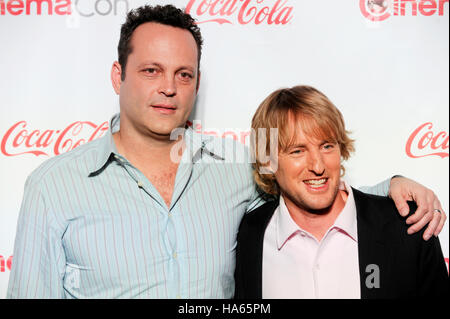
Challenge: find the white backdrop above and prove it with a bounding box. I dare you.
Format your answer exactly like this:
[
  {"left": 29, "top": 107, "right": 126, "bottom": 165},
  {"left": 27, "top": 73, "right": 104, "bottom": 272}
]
[{"left": 0, "top": 0, "right": 448, "bottom": 298}]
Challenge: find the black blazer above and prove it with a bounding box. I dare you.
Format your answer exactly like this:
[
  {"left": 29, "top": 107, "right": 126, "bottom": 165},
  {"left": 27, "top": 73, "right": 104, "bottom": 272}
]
[{"left": 234, "top": 188, "right": 449, "bottom": 298}]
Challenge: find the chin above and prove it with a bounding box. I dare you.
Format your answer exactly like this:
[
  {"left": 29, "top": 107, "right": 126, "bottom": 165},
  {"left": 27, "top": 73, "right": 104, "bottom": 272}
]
[
  {"left": 301, "top": 196, "right": 335, "bottom": 212},
  {"left": 148, "top": 123, "right": 179, "bottom": 135},
  {"left": 142, "top": 125, "right": 172, "bottom": 138}
]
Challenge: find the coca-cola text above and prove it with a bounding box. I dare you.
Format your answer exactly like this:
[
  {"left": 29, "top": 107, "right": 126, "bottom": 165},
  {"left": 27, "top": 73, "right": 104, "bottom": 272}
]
[
  {"left": 185, "top": 0, "right": 293, "bottom": 25},
  {"left": 0, "top": 255, "right": 12, "bottom": 272},
  {"left": 405, "top": 122, "right": 449, "bottom": 159},
  {"left": 1, "top": 121, "right": 109, "bottom": 157}
]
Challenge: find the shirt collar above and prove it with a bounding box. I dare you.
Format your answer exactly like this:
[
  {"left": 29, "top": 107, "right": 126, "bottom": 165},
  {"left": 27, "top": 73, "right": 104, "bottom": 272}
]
[
  {"left": 88, "top": 113, "right": 226, "bottom": 176},
  {"left": 276, "top": 195, "right": 302, "bottom": 250},
  {"left": 276, "top": 180, "right": 358, "bottom": 250},
  {"left": 333, "top": 181, "right": 358, "bottom": 242},
  {"left": 88, "top": 113, "right": 120, "bottom": 176}
]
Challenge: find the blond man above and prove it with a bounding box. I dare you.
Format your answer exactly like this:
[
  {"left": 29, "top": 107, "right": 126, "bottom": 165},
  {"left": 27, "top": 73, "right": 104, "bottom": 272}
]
[{"left": 234, "top": 86, "right": 449, "bottom": 299}]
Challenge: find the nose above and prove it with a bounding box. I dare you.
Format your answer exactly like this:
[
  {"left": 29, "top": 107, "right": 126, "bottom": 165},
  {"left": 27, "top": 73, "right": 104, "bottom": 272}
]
[
  {"left": 307, "top": 149, "right": 325, "bottom": 176},
  {"left": 158, "top": 75, "right": 176, "bottom": 97}
]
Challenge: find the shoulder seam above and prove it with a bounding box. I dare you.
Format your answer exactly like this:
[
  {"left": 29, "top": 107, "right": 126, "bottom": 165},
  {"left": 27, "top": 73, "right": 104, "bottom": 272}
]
[{"left": 27, "top": 140, "right": 103, "bottom": 188}]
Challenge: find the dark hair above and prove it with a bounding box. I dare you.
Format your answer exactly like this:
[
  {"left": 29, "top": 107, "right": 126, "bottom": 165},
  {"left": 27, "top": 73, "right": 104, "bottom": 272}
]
[{"left": 118, "top": 4, "right": 203, "bottom": 81}]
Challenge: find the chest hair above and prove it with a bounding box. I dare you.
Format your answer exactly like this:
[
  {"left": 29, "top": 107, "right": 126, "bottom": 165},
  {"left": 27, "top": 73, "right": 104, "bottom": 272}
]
[{"left": 145, "top": 166, "right": 178, "bottom": 208}]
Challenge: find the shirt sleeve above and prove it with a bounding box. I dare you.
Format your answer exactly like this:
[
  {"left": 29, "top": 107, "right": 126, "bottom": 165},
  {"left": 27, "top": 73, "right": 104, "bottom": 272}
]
[
  {"left": 357, "top": 178, "right": 391, "bottom": 197},
  {"left": 7, "top": 176, "right": 66, "bottom": 299}
]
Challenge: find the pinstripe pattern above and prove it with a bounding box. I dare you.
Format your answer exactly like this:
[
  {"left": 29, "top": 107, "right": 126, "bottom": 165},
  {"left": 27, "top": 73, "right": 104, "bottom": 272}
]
[
  {"left": 6, "top": 114, "right": 390, "bottom": 299},
  {"left": 6, "top": 114, "right": 261, "bottom": 299}
]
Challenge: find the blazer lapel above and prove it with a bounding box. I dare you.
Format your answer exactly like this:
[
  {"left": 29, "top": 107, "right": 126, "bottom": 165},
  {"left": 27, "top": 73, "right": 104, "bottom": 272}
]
[
  {"left": 240, "top": 199, "right": 278, "bottom": 299},
  {"left": 353, "top": 188, "right": 392, "bottom": 299}
]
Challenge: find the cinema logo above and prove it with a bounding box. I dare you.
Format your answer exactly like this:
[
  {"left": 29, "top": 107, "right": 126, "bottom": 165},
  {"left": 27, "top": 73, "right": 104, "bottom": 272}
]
[
  {"left": 405, "top": 122, "right": 449, "bottom": 159},
  {"left": 0, "top": 0, "right": 129, "bottom": 17},
  {"left": 185, "top": 0, "right": 293, "bottom": 25},
  {"left": 360, "top": 0, "right": 448, "bottom": 22},
  {"left": 1, "top": 121, "right": 108, "bottom": 157},
  {"left": 0, "top": 0, "right": 71, "bottom": 15}
]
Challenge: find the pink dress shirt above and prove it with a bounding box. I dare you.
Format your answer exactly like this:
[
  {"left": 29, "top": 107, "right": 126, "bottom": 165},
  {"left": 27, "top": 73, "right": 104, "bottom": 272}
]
[{"left": 262, "top": 181, "right": 361, "bottom": 299}]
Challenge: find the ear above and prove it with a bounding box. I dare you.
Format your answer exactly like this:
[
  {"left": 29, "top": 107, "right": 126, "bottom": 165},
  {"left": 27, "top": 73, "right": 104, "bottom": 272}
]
[{"left": 111, "top": 61, "right": 122, "bottom": 95}]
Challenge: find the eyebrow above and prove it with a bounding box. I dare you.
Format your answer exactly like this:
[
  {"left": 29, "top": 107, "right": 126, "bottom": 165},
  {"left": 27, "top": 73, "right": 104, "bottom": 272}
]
[
  {"left": 138, "top": 62, "right": 196, "bottom": 73},
  {"left": 137, "top": 62, "right": 163, "bottom": 69},
  {"left": 288, "top": 140, "right": 336, "bottom": 149}
]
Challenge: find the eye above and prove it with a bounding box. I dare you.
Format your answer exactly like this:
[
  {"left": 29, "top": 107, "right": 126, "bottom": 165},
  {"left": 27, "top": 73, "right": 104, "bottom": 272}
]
[
  {"left": 178, "top": 71, "right": 194, "bottom": 81},
  {"left": 143, "top": 68, "right": 159, "bottom": 75},
  {"left": 323, "top": 143, "right": 336, "bottom": 151},
  {"left": 289, "top": 149, "right": 303, "bottom": 155}
]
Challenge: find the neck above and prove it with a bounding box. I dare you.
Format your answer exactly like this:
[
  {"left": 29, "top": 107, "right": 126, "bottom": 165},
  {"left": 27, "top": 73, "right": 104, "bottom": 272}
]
[
  {"left": 283, "top": 190, "right": 348, "bottom": 242},
  {"left": 112, "top": 123, "right": 185, "bottom": 169}
]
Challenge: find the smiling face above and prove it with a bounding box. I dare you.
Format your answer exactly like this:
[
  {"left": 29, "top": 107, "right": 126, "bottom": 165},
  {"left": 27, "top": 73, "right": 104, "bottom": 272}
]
[
  {"left": 274, "top": 115, "right": 343, "bottom": 213},
  {"left": 112, "top": 22, "right": 199, "bottom": 140}
]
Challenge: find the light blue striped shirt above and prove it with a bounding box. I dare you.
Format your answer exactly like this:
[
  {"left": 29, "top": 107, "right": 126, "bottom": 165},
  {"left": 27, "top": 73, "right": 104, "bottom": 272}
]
[{"left": 7, "top": 113, "right": 390, "bottom": 299}]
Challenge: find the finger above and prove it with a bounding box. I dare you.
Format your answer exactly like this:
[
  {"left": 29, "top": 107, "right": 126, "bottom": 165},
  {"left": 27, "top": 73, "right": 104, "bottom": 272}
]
[
  {"left": 432, "top": 196, "right": 442, "bottom": 212},
  {"left": 422, "top": 211, "right": 441, "bottom": 241},
  {"left": 406, "top": 203, "right": 429, "bottom": 225},
  {"left": 390, "top": 192, "right": 410, "bottom": 217},
  {"left": 407, "top": 211, "right": 432, "bottom": 237},
  {"left": 434, "top": 211, "right": 446, "bottom": 237},
  {"left": 433, "top": 205, "right": 447, "bottom": 237}
]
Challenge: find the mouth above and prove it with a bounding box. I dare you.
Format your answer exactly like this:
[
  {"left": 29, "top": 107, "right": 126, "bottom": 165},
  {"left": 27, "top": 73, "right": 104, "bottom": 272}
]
[
  {"left": 151, "top": 104, "right": 177, "bottom": 114},
  {"left": 303, "top": 178, "right": 328, "bottom": 190}
]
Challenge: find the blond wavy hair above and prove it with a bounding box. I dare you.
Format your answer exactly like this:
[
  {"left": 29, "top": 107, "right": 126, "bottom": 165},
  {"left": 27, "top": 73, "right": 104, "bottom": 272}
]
[{"left": 251, "top": 85, "right": 355, "bottom": 195}]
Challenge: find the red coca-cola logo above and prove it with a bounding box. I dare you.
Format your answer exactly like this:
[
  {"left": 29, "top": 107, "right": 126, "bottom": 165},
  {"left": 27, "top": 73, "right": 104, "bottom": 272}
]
[
  {"left": 0, "top": 255, "right": 12, "bottom": 272},
  {"left": 185, "top": 0, "right": 293, "bottom": 25},
  {"left": 405, "top": 122, "right": 449, "bottom": 159},
  {"left": 1, "top": 121, "right": 109, "bottom": 157}
]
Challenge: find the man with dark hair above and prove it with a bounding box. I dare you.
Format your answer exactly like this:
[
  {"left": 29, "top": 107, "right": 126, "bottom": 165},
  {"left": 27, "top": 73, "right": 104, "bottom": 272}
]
[
  {"left": 7, "top": 5, "right": 446, "bottom": 299},
  {"left": 117, "top": 5, "right": 203, "bottom": 82}
]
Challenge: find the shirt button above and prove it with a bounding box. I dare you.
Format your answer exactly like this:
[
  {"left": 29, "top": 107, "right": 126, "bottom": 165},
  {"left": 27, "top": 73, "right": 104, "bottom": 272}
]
[
  {"left": 137, "top": 181, "right": 144, "bottom": 188},
  {"left": 173, "top": 252, "right": 177, "bottom": 259},
  {"left": 168, "top": 212, "right": 172, "bottom": 218}
]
